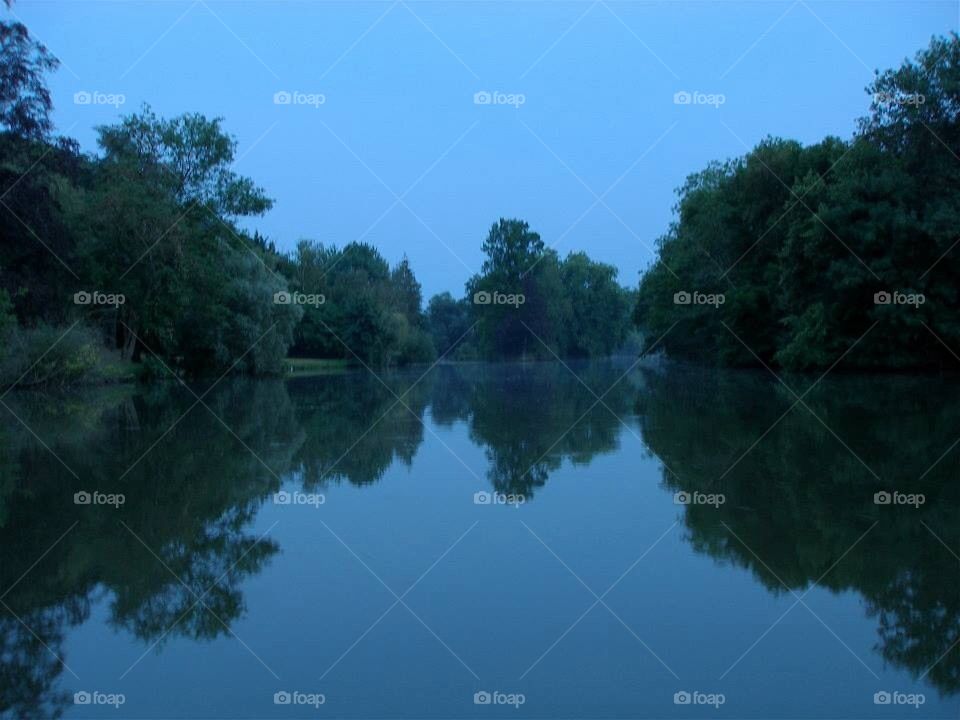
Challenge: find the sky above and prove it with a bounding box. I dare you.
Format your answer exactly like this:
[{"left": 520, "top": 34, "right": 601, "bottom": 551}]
[{"left": 11, "top": 0, "right": 957, "bottom": 300}]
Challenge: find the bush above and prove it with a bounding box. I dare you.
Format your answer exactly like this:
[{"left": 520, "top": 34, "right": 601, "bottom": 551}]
[
  {"left": 137, "top": 354, "right": 172, "bottom": 383},
  {"left": 0, "top": 324, "right": 104, "bottom": 388},
  {"left": 394, "top": 320, "right": 435, "bottom": 365}
]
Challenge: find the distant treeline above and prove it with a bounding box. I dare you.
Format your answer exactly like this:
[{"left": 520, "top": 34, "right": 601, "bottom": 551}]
[
  {"left": 281, "top": 219, "right": 636, "bottom": 366},
  {"left": 635, "top": 34, "right": 960, "bottom": 371},
  {"left": 0, "top": 12, "right": 634, "bottom": 386}
]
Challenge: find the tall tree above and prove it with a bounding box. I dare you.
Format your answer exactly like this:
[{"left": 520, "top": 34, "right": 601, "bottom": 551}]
[
  {"left": 560, "top": 251, "right": 630, "bottom": 357},
  {"left": 0, "top": 16, "right": 57, "bottom": 139},
  {"left": 74, "top": 108, "right": 297, "bottom": 374}
]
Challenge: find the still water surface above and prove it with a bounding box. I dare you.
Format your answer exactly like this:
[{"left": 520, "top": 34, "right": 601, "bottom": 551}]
[{"left": 0, "top": 361, "right": 957, "bottom": 718}]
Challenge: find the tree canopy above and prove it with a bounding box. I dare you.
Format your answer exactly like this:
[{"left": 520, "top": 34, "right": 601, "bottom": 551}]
[
  {"left": 635, "top": 33, "right": 960, "bottom": 371},
  {"left": 463, "top": 218, "right": 633, "bottom": 360}
]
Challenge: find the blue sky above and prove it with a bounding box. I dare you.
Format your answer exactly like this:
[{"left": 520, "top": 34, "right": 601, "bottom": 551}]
[{"left": 13, "top": 0, "right": 957, "bottom": 300}]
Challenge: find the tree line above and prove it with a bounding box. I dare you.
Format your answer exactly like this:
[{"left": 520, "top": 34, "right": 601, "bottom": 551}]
[
  {"left": 635, "top": 34, "right": 960, "bottom": 371},
  {"left": 281, "top": 219, "right": 636, "bottom": 367},
  {"left": 0, "top": 10, "right": 634, "bottom": 386},
  {"left": 3, "top": 7, "right": 953, "bottom": 384}
]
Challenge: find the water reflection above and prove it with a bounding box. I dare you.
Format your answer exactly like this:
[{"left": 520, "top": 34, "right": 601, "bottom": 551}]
[
  {"left": 0, "top": 381, "right": 295, "bottom": 717},
  {"left": 434, "top": 362, "right": 631, "bottom": 497},
  {"left": 635, "top": 365, "right": 960, "bottom": 697},
  {"left": 0, "top": 362, "right": 956, "bottom": 717},
  {"left": 286, "top": 361, "right": 632, "bottom": 498}
]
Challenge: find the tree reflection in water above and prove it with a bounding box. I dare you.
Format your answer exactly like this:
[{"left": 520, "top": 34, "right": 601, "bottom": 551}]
[
  {"left": 0, "top": 362, "right": 955, "bottom": 716},
  {"left": 634, "top": 364, "right": 960, "bottom": 697}
]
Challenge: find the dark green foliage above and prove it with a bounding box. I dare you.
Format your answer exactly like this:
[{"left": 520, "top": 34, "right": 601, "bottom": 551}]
[
  {"left": 560, "top": 251, "right": 631, "bottom": 357},
  {"left": 633, "top": 364, "right": 960, "bottom": 694},
  {"left": 286, "top": 240, "right": 435, "bottom": 366},
  {"left": 0, "top": 100, "right": 298, "bottom": 381},
  {"left": 0, "top": 324, "right": 103, "bottom": 388},
  {"left": 75, "top": 106, "right": 297, "bottom": 376},
  {"left": 636, "top": 34, "right": 960, "bottom": 371},
  {"left": 0, "top": 133, "right": 87, "bottom": 326},
  {"left": 0, "top": 16, "right": 300, "bottom": 383},
  {"left": 460, "top": 218, "right": 633, "bottom": 360},
  {"left": 0, "top": 19, "right": 57, "bottom": 139},
  {"left": 285, "top": 218, "right": 632, "bottom": 366},
  {"left": 426, "top": 292, "right": 472, "bottom": 357},
  {"left": 6, "top": 16, "right": 953, "bottom": 383},
  {"left": 96, "top": 107, "right": 273, "bottom": 217}
]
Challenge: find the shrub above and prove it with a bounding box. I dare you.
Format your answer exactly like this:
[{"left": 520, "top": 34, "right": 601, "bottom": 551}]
[{"left": 0, "top": 324, "right": 104, "bottom": 388}]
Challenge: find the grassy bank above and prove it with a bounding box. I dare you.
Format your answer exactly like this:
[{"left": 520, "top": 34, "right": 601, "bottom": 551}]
[{"left": 284, "top": 358, "right": 353, "bottom": 377}]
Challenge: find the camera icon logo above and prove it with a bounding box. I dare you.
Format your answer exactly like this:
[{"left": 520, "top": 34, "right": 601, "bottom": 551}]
[
  {"left": 874, "top": 491, "right": 892, "bottom": 505},
  {"left": 674, "top": 691, "right": 692, "bottom": 705},
  {"left": 273, "top": 91, "right": 292, "bottom": 105},
  {"left": 274, "top": 291, "right": 292, "bottom": 304},
  {"left": 73, "top": 91, "right": 92, "bottom": 105},
  {"left": 74, "top": 691, "right": 91, "bottom": 705},
  {"left": 473, "top": 491, "right": 491, "bottom": 505},
  {"left": 473, "top": 91, "right": 492, "bottom": 105},
  {"left": 874, "top": 291, "right": 892, "bottom": 305},
  {"left": 474, "top": 691, "right": 492, "bottom": 705},
  {"left": 74, "top": 291, "right": 92, "bottom": 305},
  {"left": 274, "top": 691, "right": 292, "bottom": 704},
  {"left": 473, "top": 291, "right": 491, "bottom": 305},
  {"left": 74, "top": 490, "right": 92, "bottom": 505},
  {"left": 673, "top": 91, "right": 692, "bottom": 105},
  {"left": 274, "top": 490, "right": 291, "bottom": 505},
  {"left": 874, "top": 691, "right": 891, "bottom": 705},
  {"left": 673, "top": 491, "right": 691, "bottom": 505},
  {"left": 673, "top": 291, "right": 691, "bottom": 305}
]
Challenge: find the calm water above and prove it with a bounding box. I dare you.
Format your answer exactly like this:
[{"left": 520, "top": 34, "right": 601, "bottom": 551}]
[{"left": 0, "top": 361, "right": 957, "bottom": 719}]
